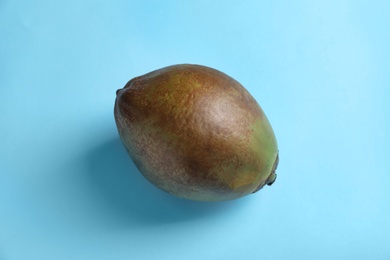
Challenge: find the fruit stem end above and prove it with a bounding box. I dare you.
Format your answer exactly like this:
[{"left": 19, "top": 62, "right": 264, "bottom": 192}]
[{"left": 252, "top": 153, "right": 279, "bottom": 193}]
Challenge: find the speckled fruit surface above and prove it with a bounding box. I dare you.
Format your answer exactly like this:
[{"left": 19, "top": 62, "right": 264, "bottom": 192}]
[{"left": 115, "top": 64, "right": 278, "bottom": 201}]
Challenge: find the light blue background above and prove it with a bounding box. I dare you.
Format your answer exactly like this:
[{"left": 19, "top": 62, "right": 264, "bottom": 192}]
[{"left": 1, "top": 1, "right": 389, "bottom": 259}]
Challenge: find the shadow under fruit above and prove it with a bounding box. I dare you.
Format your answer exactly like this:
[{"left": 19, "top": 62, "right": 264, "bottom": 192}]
[{"left": 114, "top": 64, "right": 279, "bottom": 201}]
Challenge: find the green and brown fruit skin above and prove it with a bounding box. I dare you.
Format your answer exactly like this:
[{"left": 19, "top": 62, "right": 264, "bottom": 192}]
[{"left": 114, "top": 64, "right": 278, "bottom": 202}]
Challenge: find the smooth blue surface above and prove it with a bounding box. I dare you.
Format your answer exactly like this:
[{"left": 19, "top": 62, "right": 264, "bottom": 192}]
[{"left": 1, "top": 1, "right": 390, "bottom": 259}]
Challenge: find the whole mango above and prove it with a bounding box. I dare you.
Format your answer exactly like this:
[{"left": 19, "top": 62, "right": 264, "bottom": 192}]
[{"left": 114, "top": 64, "right": 278, "bottom": 201}]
